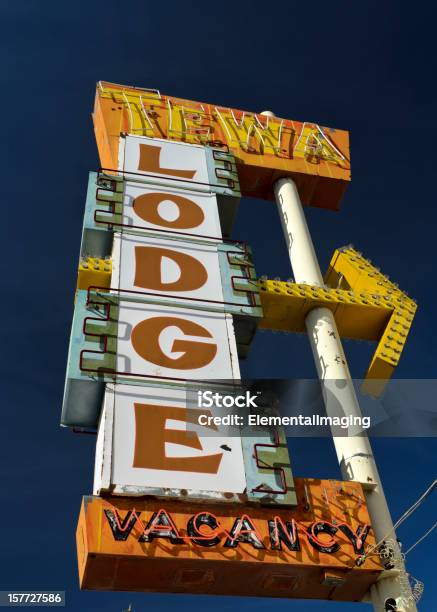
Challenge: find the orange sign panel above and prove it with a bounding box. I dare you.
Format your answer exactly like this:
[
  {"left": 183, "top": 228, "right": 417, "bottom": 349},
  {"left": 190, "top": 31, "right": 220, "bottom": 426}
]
[
  {"left": 77, "top": 479, "right": 381, "bottom": 600},
  {"left": 93, "top": 82, "right": 351, "bottom": 210}
]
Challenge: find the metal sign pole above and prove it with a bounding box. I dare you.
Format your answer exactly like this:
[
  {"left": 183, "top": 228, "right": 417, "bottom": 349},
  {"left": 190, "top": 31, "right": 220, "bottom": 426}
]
[{"left": 262, "top": 111, "right": 416, "bottom": 612}]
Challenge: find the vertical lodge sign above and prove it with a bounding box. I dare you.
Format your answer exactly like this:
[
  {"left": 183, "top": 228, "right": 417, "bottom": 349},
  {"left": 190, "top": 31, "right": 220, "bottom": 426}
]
[{"left": 62, "top": 81, "right": 394, "bottom": 603}]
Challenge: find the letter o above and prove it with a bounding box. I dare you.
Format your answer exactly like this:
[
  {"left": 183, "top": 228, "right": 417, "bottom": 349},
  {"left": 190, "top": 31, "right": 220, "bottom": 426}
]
[{"left": 133, "top": 193, "right": 205, "bottom": 230}]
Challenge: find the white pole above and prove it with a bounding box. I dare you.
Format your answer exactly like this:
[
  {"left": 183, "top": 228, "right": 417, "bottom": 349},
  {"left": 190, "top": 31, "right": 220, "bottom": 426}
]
[{"left": 262, "top": 112, "right": 417, "bottom": 612}]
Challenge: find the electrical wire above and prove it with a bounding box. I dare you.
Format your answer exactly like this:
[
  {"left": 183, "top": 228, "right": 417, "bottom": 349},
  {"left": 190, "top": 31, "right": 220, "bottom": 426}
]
[
  {"left": 393, "top": 480, "right": 437, "bottom": 531},
  {"left": 404, "top": 520, "right": 437, "bottom": 557},
  {"left": 364, "top": 480, "right": 437, "bottom": 560}
]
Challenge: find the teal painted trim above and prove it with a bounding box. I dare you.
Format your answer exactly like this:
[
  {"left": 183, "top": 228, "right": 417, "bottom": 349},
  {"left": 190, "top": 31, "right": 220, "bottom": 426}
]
[
  {"left": 61, "top": 290, "right": 117, "bottom": 429},
  {"left": 80, "top": 172, "right": 115, "bottom": 258},
  {"left": 83, "top": 172, "right": 99, "bottom": 232},
  {"left": 65, "top": 290, "right": 115, "bottom": 380},
  {"left": 217, "top": 242, "right": 263, "bottom": 318},
  {"left": 205, "top": 148, "right": 241, "bottom": 198},
  {"left": 242, "top": 409, "right": 297, "bottom": 507},
  {"left": 217, "top": 241, "right": 262, "bottom": 358}
]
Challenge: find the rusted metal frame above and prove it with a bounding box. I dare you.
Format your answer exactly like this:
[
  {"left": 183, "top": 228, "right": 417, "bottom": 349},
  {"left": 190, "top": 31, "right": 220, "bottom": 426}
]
[
  {"left": 99, "top": 164, "right": 236, "bottom": 191},
  {"left": 226, "top": 249, "right": 258, "bottom": 308}
]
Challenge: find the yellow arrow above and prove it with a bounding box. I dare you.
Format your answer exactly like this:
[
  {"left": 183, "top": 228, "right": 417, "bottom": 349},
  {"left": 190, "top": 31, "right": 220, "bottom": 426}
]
[{"left": 258, "top": 246, "right": 417, "bottom": 397}]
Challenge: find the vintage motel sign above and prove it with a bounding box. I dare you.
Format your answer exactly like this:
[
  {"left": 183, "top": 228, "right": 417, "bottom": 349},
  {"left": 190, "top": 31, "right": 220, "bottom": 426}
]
[
  {"left": 63, "top": 132, "right": 294, "bottom": 506},
  {"left": 61, "top": 82, "right": 392, "bottom": 602}
]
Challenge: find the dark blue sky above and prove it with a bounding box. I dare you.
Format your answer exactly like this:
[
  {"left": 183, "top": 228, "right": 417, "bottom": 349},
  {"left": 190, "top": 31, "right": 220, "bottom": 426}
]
[{"left": 1, "top": 1, "right": 436, "bottom": 610}]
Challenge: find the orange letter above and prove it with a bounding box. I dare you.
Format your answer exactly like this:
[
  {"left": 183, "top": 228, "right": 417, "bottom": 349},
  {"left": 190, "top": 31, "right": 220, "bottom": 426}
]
[
  {"left": 133, "top": 192, "right": 205, "bottom": 229},
  {"left": 131, "top": 316, "right": 217, "bottom": 369},
  {"left": 133, "top": 403, "right": 222, "bottom": 473},
  {"left": 134, "top": 246, "right": 208, "bottom": 292},
  {"left": 138, "top": 144, "right": 196, "bottom": 178}
]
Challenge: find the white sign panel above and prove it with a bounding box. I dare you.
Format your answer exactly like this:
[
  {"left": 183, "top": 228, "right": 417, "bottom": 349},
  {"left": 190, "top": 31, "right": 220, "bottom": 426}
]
[
  {"left": 93, "top": 384, "right": 246, "bottom": 498},
  {"left": 116, "top": 302, "right": 240, "bottom": 381},
  {"left": 122, "top": 182, "right": 222, "bottom": 239},
  {"left": 112, "top": 233, "right": 224, "bottom": 305},
  {"left": 122, "top": 135, "right": 210, "bottom": 186}
]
